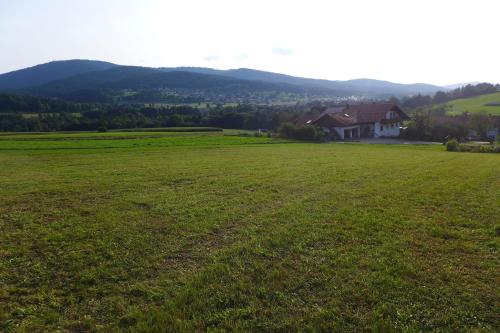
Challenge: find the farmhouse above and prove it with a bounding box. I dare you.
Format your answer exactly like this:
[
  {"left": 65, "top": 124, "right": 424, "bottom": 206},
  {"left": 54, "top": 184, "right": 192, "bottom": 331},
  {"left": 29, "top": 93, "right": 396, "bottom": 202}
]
[{"left": 300, "top": 103, "right": 410, "bottom": 140}]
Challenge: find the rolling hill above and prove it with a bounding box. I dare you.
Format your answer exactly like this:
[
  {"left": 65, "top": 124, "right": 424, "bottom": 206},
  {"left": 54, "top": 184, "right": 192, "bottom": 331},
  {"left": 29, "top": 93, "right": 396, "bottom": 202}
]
[
  {"left": 25, "top": 66, "right": 336, "bottom": 103},
  {"left": 0, "top": 60, "right": 448, "bottom": 103},
  {"left": 31, "top": 66, "right": 315, "bottom": 93},
  {"left": 446, "top": 92, "right": 500, "bottom": 116},
  {"left": 0, "top": 60, "right": 117, "bottom": 91}
]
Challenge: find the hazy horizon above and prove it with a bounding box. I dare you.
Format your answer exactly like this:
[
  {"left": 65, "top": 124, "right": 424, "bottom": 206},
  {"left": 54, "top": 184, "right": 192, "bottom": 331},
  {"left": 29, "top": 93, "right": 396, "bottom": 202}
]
[{"left": 1, "top": 0, "right": 499, "bottom": 86}]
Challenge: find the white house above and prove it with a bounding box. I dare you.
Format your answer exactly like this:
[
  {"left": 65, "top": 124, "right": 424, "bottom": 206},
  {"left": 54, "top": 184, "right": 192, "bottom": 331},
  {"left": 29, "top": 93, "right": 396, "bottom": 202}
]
[{"left": 300, "top": 103, "right": 409, "bottom": 140}]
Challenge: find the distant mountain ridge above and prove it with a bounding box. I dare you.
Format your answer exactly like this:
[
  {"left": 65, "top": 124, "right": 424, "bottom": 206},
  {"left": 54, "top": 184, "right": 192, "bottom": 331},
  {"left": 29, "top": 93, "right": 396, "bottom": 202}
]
[
  {"left": 159, "top": 67, "right": 444, "bottom": 97},
  {"left": 443, "top": 82, "right": 482, "bottom": 90},
  {"left": 0, "top": 60, "right": 451, "bottom": 103}
]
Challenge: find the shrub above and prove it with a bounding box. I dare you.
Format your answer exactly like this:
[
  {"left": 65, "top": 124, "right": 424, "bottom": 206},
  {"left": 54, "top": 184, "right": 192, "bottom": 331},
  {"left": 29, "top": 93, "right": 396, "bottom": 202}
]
[
  {"left": 294, "top": 126, "right": 321, "bottom": 141},
  {"left": 278, "top": 123, "right": 297, "bottom": 138},
  {"left": 97, "top": 126, "right": 107, "bottom": 133},
  {"left": 446, "top": 139, "right": 459, "bottom": 151},
  {"left": 478, "top": 145, "right": 497, "bottom": 153},
  {"left": 463, "top": 143, "right": 498, "bottom": 153},
  {"left": 446, "top": 140, "right": 499, "bottom": 153},
  {"left": 458, "top": 144, "right": 473, "bottom": 152},
  {"left": 278, "top": 123, "right": 324, "bottom": 141}
]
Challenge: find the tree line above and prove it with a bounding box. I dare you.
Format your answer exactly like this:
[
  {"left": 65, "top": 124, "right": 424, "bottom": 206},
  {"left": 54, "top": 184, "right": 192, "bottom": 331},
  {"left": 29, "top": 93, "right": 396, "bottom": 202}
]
[
  {"left": 0, "top": 95, "right": 302, "bottom": 132},
  {"left": 0, "top": 93, "right": 89, "bottom": 113},
  {"left": 401, "top": 105, "right": 499, "bottom": 142}
]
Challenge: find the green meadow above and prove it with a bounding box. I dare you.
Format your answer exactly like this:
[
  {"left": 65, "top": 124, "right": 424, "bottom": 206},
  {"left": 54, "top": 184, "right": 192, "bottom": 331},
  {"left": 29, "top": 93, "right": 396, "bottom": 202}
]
[
  {"left": 446, "top": 92, "right": 500, "bottom": 116},
  {"left": 0, "top": 131, "right": 499, "bottom": 332}
]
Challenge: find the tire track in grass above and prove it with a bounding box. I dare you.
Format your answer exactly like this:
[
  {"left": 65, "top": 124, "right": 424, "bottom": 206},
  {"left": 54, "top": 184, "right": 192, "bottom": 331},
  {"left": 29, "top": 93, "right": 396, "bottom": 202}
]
[{"left": 125, "top": 163, "right": 421, "bottom": 331}]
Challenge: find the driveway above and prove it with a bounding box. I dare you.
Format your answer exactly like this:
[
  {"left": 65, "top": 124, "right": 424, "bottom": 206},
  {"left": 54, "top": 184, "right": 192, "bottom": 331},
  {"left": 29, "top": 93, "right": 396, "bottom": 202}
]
[{"left": 341, "top": 138, "right": 441, "bottom": 145}]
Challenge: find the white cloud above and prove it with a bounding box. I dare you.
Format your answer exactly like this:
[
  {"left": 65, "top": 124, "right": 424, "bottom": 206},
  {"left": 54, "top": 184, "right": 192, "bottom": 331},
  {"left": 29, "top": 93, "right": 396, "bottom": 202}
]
[
  {"left": 204, "top": 54, "right": 222, "bottom": 62},
  {"left": 272, "top": 47, "right": 293, "bottom": 56},
  {"left": 233, "top": 54, "right": 249, "bottom": 61}
]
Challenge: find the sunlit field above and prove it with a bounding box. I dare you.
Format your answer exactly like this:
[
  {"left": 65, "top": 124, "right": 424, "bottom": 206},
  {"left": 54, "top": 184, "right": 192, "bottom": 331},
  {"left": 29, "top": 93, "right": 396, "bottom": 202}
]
[
  {"left": 446, "top": 92, "right": 500, "bottom": 116},
  {"left": 1, "top": 131, "right": 498, "bottom": 332}
]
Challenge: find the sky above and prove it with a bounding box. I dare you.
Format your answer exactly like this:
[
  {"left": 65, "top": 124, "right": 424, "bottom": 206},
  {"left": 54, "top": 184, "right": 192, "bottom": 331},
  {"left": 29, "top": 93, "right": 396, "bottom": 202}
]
[{"left": 0, "top": 0, "right": 499, "bottom": 86}]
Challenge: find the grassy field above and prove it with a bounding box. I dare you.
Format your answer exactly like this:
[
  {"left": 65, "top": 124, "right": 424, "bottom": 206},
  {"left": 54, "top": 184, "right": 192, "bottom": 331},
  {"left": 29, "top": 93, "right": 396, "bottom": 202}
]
[
  {"left": 0, "top": 131, "right": 499, "bottom": 332},
  {"left": 446, "top": 92, "right": 500, "bottom": 115}
]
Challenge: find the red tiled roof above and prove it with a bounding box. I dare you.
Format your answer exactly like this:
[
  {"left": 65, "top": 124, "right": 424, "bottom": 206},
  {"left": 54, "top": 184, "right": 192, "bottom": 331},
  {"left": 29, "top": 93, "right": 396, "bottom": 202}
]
[
  {"left": 324, "top": 112, "right": 358, "bottom": 126},
  {"left": 311, "top": 103, "right": 408, "bottom": 127}
]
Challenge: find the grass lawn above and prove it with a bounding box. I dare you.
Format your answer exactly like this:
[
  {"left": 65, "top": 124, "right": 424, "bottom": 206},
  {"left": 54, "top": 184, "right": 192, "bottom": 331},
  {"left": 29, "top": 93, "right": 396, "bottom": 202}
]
[
  {"left": 446, "top": 92, "right": 500, "bottom": 116},
  {"left": 0, "top": 132, "right": 499, "bottom": 332}
]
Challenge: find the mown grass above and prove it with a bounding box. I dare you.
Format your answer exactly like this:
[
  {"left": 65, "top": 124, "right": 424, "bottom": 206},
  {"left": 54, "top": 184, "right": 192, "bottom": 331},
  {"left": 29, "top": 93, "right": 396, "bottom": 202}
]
[
  {"left": 0, "top": 132, "right": 499, "bottom": 332},
  {"left": 446, "top": 92, "right": 500, "bottom": 115},
  {"left": 0, "top": 130, "right": 271, "bottom": 151},
  {"left": 0, "top": 127, "right": 222, "bottom": 138}
]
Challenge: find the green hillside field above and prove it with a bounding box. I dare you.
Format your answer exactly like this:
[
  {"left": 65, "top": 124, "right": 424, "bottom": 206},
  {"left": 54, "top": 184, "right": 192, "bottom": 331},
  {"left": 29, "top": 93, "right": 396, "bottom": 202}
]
[
  {"left": 0, "top": 131, "right": 499, "bottom": 332},
  {"left": 446, "top": 92, "right": 500, "bottom": 115}
]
